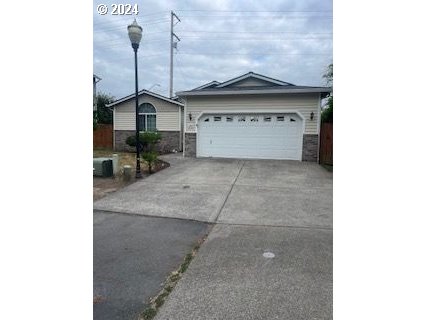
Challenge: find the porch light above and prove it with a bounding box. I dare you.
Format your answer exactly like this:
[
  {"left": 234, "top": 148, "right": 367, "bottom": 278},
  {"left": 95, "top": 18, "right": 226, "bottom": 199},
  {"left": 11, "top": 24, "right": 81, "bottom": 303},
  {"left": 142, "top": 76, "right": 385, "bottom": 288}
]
[
  {"left": 189, "top": 113, "right": 193, "bottom": 121},
  {"left": 310, "top": 112, "right": 314, "bottom": 121}
]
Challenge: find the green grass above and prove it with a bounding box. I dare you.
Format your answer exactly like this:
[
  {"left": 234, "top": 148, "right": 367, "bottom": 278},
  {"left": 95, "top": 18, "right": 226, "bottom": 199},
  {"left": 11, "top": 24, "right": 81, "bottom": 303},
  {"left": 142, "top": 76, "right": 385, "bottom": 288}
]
[
  {"left": 138, "top": 235, "right": 209, "bottom": 320},
  {"left": 141, "top": 307, "right": 157, "bottom": 320}
]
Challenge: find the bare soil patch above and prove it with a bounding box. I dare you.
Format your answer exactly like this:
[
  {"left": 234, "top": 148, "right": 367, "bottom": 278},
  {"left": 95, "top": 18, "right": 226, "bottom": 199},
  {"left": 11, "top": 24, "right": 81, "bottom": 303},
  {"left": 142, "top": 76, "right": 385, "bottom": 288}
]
[{"left": 93, "top": 149, "right": 170, "bottom": 201}]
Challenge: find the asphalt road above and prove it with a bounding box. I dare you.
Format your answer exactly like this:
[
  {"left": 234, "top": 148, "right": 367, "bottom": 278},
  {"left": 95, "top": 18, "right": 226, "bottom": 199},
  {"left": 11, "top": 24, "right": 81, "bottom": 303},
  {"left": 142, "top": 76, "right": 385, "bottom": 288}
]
[{"left": 93, "top": 210, "right": 210, "bottom": 320}]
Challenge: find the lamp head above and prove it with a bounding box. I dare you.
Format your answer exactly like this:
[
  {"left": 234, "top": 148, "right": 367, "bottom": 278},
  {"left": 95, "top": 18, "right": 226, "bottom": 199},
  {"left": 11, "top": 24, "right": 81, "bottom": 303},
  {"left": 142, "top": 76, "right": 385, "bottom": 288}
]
[{"left": 127, "top": 19, "right": 143, "bottom": 49}]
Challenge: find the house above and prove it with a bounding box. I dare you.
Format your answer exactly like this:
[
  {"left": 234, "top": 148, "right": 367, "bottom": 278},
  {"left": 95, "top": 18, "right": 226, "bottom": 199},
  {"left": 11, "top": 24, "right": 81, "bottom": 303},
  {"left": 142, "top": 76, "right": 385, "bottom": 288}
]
[
  {"left": 107, "top": 89, "right": 184, "bottom": 153},
  {"left": 176, "top": 72, "right": 331, "bottom": 162}
]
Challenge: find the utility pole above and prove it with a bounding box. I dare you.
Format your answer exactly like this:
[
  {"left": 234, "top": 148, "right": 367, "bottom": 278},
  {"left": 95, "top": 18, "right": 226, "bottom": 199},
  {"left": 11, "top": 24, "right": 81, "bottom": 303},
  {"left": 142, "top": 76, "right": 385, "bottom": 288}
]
[{"left": 170, "top": 10, "right": 180, "bottom": 98}]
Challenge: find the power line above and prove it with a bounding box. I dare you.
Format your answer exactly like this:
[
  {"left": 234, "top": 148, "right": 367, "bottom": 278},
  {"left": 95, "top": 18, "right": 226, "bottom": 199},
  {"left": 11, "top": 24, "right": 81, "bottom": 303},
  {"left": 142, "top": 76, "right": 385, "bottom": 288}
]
[
  {"left": 175, "top": 9, "right": 332, "bottom": 13},
  {"left": 176, "top": 52, "right": 332, "bottom": 56},
  {"left": 177, "top": 15, "right": 333, "bottom": 19},
  {"left": 93, "top": 11, "right": 169, "bottom": 26},
  {"left": 178, "top": 37, "right": 332, "bottom": 41},
  {"left": 94, "top": 20, "right": 170, "bottom": 33},
  {"left": 175, "top": 30, "right": 332, "bottom": 34}
]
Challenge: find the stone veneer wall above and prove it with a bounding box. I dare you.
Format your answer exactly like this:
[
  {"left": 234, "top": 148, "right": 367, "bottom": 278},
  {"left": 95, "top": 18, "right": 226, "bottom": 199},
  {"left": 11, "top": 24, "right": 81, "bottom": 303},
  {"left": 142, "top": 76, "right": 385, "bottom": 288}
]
[
  {"left": 302, "top": 134, "right": 319, "bottom": 162},
  {"left": 184, "top": 133, "right": 197, "bottom": 157},
  {"left": 114, "top": 130, "right": 180, "bottom": 154}
]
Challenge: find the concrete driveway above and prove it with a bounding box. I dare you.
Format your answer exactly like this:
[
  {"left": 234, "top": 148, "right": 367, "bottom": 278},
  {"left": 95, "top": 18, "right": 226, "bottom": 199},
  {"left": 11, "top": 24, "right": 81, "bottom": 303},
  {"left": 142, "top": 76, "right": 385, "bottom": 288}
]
[
  {"left": 94, "top": 155, "right": 332, "bottom": 228},
  {"left": 94, "top": 154, "right": 332, "bottom": 319}
]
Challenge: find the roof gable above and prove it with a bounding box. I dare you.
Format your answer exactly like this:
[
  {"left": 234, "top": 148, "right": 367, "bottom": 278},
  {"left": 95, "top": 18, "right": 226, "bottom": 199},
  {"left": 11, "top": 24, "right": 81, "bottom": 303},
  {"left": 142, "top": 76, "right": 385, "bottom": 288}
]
[
  {"left": 216, "top": 72, "right": 294, "bottom": 88},
  {"left": 175, "top": 72, "right": 331, "bottom": 97},
  {"left": 107, "top": 89, "right": 184, "bottom": 108}
]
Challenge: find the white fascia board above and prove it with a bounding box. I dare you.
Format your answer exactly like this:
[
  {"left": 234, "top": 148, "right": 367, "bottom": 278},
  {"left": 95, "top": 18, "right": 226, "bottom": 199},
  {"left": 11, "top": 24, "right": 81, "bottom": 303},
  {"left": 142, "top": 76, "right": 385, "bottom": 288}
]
[
  {"left": 177, "top": 88, "right": 332, "bottom": 97},
  {"left": 216, "top": 72, "right": 292, "bottom": 88},
  {"left": 107, "top": 90, "right": 184, "bottom": 108}
]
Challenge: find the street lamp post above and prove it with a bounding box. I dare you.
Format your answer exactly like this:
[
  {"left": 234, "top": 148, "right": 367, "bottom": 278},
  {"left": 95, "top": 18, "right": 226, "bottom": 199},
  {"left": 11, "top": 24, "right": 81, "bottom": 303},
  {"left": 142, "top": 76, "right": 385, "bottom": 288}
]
[{"left": 128, "top": 19, "right": 143, "bottom": 178}]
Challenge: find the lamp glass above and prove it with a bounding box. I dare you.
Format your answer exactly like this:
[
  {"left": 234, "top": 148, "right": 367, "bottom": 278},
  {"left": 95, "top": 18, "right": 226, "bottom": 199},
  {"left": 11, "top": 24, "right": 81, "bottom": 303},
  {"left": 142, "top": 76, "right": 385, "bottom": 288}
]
[{"left": 127, "top": 20, "right": 142, "bottom": 45}]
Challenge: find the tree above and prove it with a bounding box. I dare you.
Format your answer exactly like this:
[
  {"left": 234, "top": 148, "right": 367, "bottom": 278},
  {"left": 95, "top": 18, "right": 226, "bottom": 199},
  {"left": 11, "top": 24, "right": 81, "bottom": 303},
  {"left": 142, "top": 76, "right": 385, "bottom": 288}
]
[
  {"left": 322, "top": 64, "right": 333, "bottom": 123},
  {"left": 95, "top": 93, "right": 115, "bottom": 124}
]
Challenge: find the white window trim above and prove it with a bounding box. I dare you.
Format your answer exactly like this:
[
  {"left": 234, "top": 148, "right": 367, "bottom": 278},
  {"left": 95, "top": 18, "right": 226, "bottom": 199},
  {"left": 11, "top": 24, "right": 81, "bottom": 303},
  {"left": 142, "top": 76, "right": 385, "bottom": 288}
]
[{"left": 138, "top": 103, "right": 157, "bottom": 131}]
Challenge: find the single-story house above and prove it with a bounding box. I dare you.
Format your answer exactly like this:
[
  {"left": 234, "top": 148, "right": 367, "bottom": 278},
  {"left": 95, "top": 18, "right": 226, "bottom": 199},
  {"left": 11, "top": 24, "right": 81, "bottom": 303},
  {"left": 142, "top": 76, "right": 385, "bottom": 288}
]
[
  {"left": 107, "top": 89, "right": 184, "bottom": 153},
  {"left": 176, "top": 72, "right": 331, "bottom": 162}
]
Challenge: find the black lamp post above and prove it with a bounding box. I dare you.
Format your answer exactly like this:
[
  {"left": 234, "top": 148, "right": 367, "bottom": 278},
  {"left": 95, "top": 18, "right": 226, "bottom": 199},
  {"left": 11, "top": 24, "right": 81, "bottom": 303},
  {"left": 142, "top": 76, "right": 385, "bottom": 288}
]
[{"left": 128, "top": 19, "right": 143, "bottom": 178}]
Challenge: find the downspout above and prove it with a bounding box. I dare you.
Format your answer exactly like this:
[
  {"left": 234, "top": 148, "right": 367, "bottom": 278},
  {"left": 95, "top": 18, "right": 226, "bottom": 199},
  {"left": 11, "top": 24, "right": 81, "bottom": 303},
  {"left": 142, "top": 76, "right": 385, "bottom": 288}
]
[
  {"left": 317, "top": 93, "right": 322, "bottom": 163},
  {"left": 182, "top": 98, "right": 187, "bottom": 156}
]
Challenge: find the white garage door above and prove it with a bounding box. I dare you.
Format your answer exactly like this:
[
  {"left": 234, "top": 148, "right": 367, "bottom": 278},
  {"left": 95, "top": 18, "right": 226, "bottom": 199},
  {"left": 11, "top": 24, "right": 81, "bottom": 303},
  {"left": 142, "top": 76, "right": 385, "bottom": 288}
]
[{"left": 197, "top": 113, "right": 303, "bottom": 160}]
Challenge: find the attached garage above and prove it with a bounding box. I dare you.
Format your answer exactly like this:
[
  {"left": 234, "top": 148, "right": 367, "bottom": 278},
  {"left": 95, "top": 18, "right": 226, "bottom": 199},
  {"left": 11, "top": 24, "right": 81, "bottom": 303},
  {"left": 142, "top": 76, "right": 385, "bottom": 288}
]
[
  {"left": 177, "top": 72, "right": 331, "bottom": 162},
  {"left": 197, "top": 113, "right": 303, "bottom": 160}
]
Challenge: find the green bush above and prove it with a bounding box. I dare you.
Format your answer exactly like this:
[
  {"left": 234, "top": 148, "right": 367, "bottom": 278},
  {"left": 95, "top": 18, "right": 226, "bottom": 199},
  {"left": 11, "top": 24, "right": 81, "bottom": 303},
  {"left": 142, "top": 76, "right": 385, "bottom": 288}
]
[
  {"left": 125, "top": 131, "right": 162, "bottom": 151},
  {"left": 142, "top": 151, "right": 158, "bottom": 173},
  {"left": 126, "top": 131, "right": 162, "bottom": 173}
]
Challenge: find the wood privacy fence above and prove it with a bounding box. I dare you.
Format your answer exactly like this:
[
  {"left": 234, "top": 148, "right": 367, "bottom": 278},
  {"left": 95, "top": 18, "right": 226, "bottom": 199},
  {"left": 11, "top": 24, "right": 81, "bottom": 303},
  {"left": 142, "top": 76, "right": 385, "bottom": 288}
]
[
  {"left": 93, "top": 124, "right": 113, "bottom": 149},
  {"left": 320, "top": 122, "right": 333, "bottom": 165}
]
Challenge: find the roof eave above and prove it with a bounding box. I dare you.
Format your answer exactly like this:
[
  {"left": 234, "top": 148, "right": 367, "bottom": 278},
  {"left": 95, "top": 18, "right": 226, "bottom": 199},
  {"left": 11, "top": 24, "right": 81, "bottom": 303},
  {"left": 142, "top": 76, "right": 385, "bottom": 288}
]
[
  {"left": 107, "top": 90, "right": 184, "bottom": 108},
  {"left": 176, "top": 88, "right": 332, "bottom": 97}
]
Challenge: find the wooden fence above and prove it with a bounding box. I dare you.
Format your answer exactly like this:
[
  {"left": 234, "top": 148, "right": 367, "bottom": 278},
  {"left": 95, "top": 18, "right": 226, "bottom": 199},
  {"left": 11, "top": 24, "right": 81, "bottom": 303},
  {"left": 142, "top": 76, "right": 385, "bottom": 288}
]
[
  {"left": 319, "top": 122, "right": 333, "bottom": 165},
  {"left": 93, "top": 124, "right": 113, "bottom": 149}
]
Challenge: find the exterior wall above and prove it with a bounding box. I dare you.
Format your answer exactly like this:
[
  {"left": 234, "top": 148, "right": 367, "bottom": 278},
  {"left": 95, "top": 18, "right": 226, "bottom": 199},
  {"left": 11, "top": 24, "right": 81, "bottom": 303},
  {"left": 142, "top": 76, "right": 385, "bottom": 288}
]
[
  {"left": 114, "top": 94, "right": 180, "bottom": 131},
  {"left": 184, "top": 93, "right": 319, "bottom": 135},
  {"left": 302, "top": 134, "right": 319, "bottom": 162},
  {"left": 184, "top": 133, "right": 196, "bottom": 157},
  {"left": 114, "top": 130, "right": 180, "bottom": 154}
]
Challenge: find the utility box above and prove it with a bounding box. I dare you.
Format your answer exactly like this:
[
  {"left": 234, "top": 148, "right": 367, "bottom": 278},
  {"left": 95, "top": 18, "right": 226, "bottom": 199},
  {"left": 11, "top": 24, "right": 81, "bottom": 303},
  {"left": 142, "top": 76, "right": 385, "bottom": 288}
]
[{"left": 93, "top": 158, "right": 113, "bottom": 177}]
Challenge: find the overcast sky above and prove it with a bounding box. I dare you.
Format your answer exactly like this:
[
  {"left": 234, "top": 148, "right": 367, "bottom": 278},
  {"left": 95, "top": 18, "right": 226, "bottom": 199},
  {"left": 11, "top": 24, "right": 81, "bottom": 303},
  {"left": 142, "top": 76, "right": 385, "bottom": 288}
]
[{"left": 93, "top": 0, "right": 332, "bottom": 99}]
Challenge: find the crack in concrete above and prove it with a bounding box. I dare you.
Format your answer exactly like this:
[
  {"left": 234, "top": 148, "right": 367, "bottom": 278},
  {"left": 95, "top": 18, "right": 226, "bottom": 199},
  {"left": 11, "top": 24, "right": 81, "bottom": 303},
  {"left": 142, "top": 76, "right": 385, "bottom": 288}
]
[{"left": 211, "top": 160, "right": 246, "bottom": 223}]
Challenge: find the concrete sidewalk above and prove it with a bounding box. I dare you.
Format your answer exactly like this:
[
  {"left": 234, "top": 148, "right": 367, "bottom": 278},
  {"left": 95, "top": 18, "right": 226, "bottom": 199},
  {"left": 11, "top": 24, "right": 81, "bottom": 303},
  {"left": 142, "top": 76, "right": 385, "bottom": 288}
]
[{"left": 155, "top": 224, "right": 332, "bottom": 320}]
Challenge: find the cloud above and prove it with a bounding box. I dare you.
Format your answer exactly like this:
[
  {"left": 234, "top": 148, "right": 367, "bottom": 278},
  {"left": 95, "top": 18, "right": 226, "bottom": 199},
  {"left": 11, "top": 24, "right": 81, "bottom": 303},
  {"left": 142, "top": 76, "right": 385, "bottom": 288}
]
[{"left": 93, "top": 0, "right": 332, "bottom": 98}]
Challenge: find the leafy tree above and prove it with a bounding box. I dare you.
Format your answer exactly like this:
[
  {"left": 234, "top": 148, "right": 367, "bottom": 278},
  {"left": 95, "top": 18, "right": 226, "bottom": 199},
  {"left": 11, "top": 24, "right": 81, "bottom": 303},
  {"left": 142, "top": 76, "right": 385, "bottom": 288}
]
[
  {"left": 322, "top": 64, "right": 333, "bottom": 123},
  {"left": 95, "top": 93, "right": 115, "bottom": 124}
]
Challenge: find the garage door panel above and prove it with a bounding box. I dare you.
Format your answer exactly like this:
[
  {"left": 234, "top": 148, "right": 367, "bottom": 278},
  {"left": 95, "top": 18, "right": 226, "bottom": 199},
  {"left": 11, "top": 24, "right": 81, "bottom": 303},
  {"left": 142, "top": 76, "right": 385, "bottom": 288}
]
[{"left": 197, "top": 113, "right": 303, "bottom": 160}]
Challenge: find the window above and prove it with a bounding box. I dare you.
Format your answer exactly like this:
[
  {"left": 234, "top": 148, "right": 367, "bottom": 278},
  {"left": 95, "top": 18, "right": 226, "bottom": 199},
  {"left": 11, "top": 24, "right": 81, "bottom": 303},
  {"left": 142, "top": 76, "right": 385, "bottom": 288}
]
[
  {"left": 138, "top": 103, "right": 156, "bottom": 131},
  {"left": 226, "top": 116, "right": 233, "bottom": 122},
  {"left": 264, "top": 116, "right": 271, "bottom": 122},
  {"left": 250, "top": 116, "right": 259, "bottom": 122},
  {"left": 204, "top": 117, "right": 210, "bottom": 122},
  {"left": 277, "top": 116, "right": 285, "bottom": 121},
  {"left": 238, "top": 116, "right": 246, "bottom": 122},
  {"left": 290, "top": 118, "right": 296, "bottom": 122},
  {"left": 214, "top": 116, "right": 222, "bottom": 122}
]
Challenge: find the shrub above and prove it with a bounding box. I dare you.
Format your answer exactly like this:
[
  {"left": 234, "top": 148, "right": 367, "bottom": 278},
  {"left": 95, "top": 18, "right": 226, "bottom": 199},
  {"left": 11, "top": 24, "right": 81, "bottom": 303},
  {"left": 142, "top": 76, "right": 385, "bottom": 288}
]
[
  {"left": 142, "top": 151, "right": 158, "bottom": 173},
  {"left": 126, "top": 131, "right": 162, "bottom": 173},
  {"left": 125, "top": 131, "right": 162, "bottom": 151}
]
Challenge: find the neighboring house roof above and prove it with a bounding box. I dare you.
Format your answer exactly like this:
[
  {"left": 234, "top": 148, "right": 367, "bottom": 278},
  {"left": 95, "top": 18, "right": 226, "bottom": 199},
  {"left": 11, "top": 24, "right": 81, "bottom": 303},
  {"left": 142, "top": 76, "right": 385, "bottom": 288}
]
[
  {"left": 177, "top": 71, "right": 331, "bottom": 98},
  {"left": 107, "top": 89, "right": 184, "bottom": 108}
]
